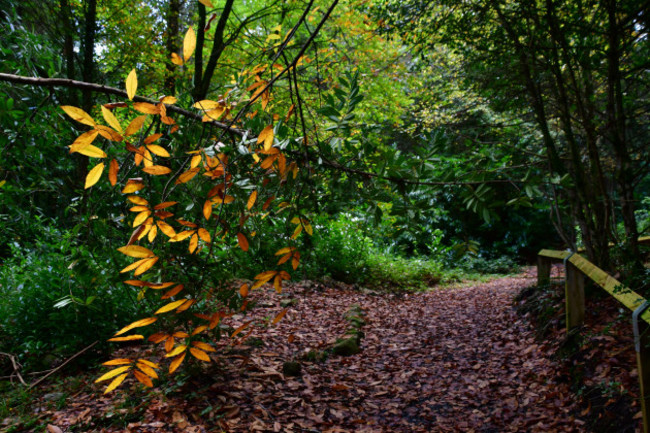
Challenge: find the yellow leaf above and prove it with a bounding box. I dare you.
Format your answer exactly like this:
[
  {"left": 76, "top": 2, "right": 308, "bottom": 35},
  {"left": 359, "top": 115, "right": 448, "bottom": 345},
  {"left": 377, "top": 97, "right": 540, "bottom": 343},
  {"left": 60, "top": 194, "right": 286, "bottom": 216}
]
[
  {"left": 190, "top": 154, "right": 202, "bottom": 168},
  {"left": 171, "top": 52, "right": 183, "bottom": 66},
  {"left": 133, "top": 210, "right": 152, "bottom": 227},
  {"left": 305, "top": 223, "right": 313, "bottom": 236},
  {"left": 76, "top": 144, "right": 107, "bottom": 158},
  {"left": 133, "top": 370, "right": 153, "bottom": 387},
  {"left": 69, "top": 130, "right": 99, "bottom": 153},
  {"left": 118, "top": 245, "right": 154, "bottom": 258},
  {"left": 272, "top": 307, "right": 288, "bottom": 324},
  {"left": 127, "top": 195, "right": 148, "bottom": 206},
  {"left": 125, "top": 116, "right": 146, "bottom": 136},
  {"left": 165, "top": 345, "right": 187, "bottom": 357},
  {"left": 201, "top": 108, "right": 225, "bottom": 122},
  {"left": 137, "top": 359, "right": 159, "bottom": 369},
  {"left": 155, "top": 299, "right": 187, "bottom": 314},
  {"left": 198, "top": 0, "right": 214, "bottom": 7},
  {"left": 103, "top": 372, "right": 129, "bottom": 394},
  {"left": 95, "top": 125, "right": 123, "bottom": 142},
  {"left": 61, "top": 105, "right": 95, "bottom": 127},
  {"left": 183, "top": 27, "right": 196, "bottom": 62},
  {"left": 147, "top": 224, "right": 157, "bottom": 242},
  {"left": 247, "top": 190, "right": 257, "bottom": 210},
  {"left": 170, "top": 230, "right": 195, "bottom": 242},
  {"left": 85, "top": 163, "right": 104, "bottom": 189},
  {"left": 114, "top": 317, "right": 157, "bottom": 336},
  {"left": 192, "top": 341, "right": 216, "bottom": 352},
  {"left": 189, "top": 347, "right": 211, "bottom": 362},
  {"left": 169, "top": 352, "right": 186, "bottom": 374},
  {"left": 109, "top": 159, "right": 119, "bottom": 186},
  {"left": 120, "top": 257, "right": 151, "bottom": 273},
  {"left": 257, "top": 125, "right": 274, "bottom": 151},
  {"left": 133, "top": 102, "right": 160, "bottom": 115},
  {"left": 108, "top": 335, "right": 144, "bottom": 342},
  {"left": 102, "top": 358, "right": 132, "bottom": 366},
  {"left": 143, "top": 165, "right": 172, "bottom": 175},
  {"left": 134, "top": 256, "right": 159, "bottom": 276},
  {"left": 191, "top": 326, "right": 207, "bottom": 336},
  {"left": 157, "top": 220, "right": 177, "bottom": 238},
  {"left": 122, "top": 178, "right": 144, "bottom": 193},
  {"left": 192, "top": 100, "right": 221, "bottom": 110},
  {"left": 95, "top": 366, "right": 131, "bottom": 383},
  {"left": 101, "top": 105, "right": 123, "bottom": 133},
  {"left": 146, "top": 144, "right": 170, "bottom": 157},
  {"left": 126, "top": 69, "right": 137, "bottom": 100},
  {"left": 237, "top": 233, "right": 249, "bottom": 251},
  {"left": 136, "top": 363, "right": 159, "bottom": 379},
  {"left": 176, "top": 167, "right": 201, "bottom": 184}
]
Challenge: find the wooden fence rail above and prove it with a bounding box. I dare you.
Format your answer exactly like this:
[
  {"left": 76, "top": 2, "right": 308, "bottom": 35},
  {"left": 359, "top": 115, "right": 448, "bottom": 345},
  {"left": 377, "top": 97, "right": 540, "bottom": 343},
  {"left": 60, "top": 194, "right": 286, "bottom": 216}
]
[{"left": 537, "top": 249, "right": 650, "bottom": 432}]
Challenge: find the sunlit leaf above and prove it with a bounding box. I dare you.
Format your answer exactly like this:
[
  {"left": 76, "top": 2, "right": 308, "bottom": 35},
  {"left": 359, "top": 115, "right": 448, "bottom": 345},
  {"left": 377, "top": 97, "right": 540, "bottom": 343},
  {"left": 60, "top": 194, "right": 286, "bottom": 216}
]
[
  {"left": 133, "top": 210, "right": 152, "bottom": 227},
  {"left": 165, "top": 345, "right": 187, "bottom": 358},
  {"left": 108, "top": 335, "right": 144, "bottom": 342},
  {"left": 189, "top": 233, "right": 198, "bottom": 253},
  {"left": 133, "top": 370, "right": 153, "bottom": 387},
  {"left": 189, "top": 347, "right": 211, "bottom": 362},
  {"left": 114, "top": 317, "right": 157, "bottom": 337},
  {"left": 102, "top": 358, "right": 132, "bottom": 366},
  {"left": 103, "top": 372, "right": 129, "bottom": 394},
  {"left": 198, "top": 228, "right": 211, "bottom": 243},
  {"left": 69, "top": 130, "right": 99, "bottom": 153},
  {"left": 146, "top": 144, "right": 170, "bottom": 157},
  {"left": 138, "top": 359, "right": 159, "bottom": 369},
  {"left": 183, "top": 27, "right": 196, "bottom": 62},
  {"left": 155, "top": 299, "right": 187, "bottom": 314},
  {"left": 136, "top": 363, "right": 159, "bottom": 379},
  {"left": 142, "top": 165, "right": 172, "bottom": 175},
  {"left": 85, "top": 163, "right": 104, "bottom": 189},
  {"left": 171, "top": 52, "right": 183, "bottom": 66},
  {"left": 176, "top": 167, "right": 201, "bottom": 184},
  {"left": 101, "top": 105, "right": 123, "bottom": 133},
  {"left": 169, "top": 352, "right": 186, "bottom": 374},
  {"left": 134, "top": 256, "right": 158, "bottom": 276},
  {"left": 76, "top": 144, "right": 107, "bottom": 158},
  {"left": 117, "top": 245, "right": 154, "bottom": 258},
  {"left": 192, "top": 341, "right": 216, "bottom": 352},
  {"left": 133, "top": 102, "right": 160, "bottom": 115},
  {"left": 126, "top": 69, "right": 137, "bottom": 100},
  {"left": 157, "top": 220, "right": 177, "bottom": 238},
  {"left": 257, "top": 125, "right": 274, "bottom": 151},
  {"left": 95, "top": 125, "right": 123, "bottom": 142},
  {"left": 125, "top": 116, "right": 147, "bottom": 136},
  {"left": 61, "top": 105, "right": 95, "bottom": 127}
]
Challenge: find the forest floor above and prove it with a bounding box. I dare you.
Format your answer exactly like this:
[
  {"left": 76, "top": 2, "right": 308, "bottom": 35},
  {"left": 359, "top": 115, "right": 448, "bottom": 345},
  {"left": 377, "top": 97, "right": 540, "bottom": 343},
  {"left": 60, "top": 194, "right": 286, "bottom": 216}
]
[{"left": 3, "top": 268, "right": 644, "bottom": 432}]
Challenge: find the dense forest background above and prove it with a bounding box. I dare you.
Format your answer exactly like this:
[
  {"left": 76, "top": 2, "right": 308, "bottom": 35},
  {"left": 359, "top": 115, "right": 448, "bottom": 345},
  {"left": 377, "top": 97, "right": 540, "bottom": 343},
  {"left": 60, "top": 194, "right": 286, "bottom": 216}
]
[{"left": 1, "top": 0, "right": 649, "bottom": 414}]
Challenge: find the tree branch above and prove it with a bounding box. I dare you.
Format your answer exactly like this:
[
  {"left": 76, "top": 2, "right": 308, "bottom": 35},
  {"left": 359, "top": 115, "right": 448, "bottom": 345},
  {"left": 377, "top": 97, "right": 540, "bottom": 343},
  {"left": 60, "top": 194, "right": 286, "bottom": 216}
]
[{"left": 0, "top": 73, "right": 246, "bottom": 136}]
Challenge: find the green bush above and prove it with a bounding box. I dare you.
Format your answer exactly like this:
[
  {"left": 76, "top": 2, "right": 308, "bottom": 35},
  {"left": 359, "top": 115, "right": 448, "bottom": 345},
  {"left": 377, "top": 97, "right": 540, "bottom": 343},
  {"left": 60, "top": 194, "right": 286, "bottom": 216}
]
[
  {"left": 455, "top": 255, "right": 520, "bottom": 274},
  {"left": 363, "top": 252, "right": 442, "bottom": 290},
  {"left": 0, "top": 222, "right": 142, "bottom": 371}
]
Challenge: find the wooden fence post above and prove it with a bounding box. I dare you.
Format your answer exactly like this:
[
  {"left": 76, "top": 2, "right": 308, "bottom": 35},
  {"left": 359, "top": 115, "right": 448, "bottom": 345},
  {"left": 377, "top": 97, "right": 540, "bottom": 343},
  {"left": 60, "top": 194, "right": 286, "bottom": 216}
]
[
  {"left": 634, "top": 304, "right": 650, "bottom": 433},
  {"left": 537, "top": 256, "right": 552, "bottom": 286},
  {"left": 565, "top": 261, "right": 585, "bottom": 330}
]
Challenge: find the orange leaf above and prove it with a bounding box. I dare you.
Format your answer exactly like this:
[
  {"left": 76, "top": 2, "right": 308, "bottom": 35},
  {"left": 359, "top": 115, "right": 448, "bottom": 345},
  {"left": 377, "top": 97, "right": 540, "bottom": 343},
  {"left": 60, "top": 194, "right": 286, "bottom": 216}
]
[
  {"left": 257, "top": 125, "right": 274, "bottom": 151},
  {"left": 109, "top": 159, "right": 119, "bottom": 186},
  {"left": 237, "top": 233, "right": 249, "bottom": 251},
  {"left": 102, "top": 358, "right": 132, "bottom": 366},
  {"left": 169, "top": 352, "right": 186, "bottom": 374},
  {"left": 125, "top": 116, "right": 147, "bottom": 136},
  {"left": 247, "top": 190, "right": 257, "bottom": 210},
  {"left": 162, "top": 284, "right": 184, "bottom": 299},
  {"left": 272, "top": 307, "right": 288, "bottom": 324},
  {"left": 231, "top": 321, "right": 251, "bottom": 338},
  {"left": 121, "top": 178, "right": 144, "bottom": 193},
  {"left": 198, "top": 228, "right": 211, "bottom": 243},
  {"left": 176, "top": 167, "right": 201, "bottom": 184},
  {"left": 142, "top": 165, "right": 172, "bottom": 175},
  {"left": 108, "top": 335, "right": 144, "bottom": 342},
  {"left": 192, "top": 341, "right": 216, "bottom": 352},
  {"left": 189, "top": 347, "right": 211, "bottom": 362},
  {"left": 133, "top": 369, "right": 153, "bottom": 387}
]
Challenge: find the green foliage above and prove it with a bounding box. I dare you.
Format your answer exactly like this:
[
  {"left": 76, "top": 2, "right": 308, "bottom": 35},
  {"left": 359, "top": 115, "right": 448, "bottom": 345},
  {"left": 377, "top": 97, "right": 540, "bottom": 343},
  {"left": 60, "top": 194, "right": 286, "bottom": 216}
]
[{"left": 0, "top": 222, "right": 141, "bottom": 370}]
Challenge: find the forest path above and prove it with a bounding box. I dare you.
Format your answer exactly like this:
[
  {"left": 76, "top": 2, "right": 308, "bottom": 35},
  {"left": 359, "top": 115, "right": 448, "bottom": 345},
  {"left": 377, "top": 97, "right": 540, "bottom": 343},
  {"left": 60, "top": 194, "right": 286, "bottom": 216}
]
[{"left": 50, "top": 271, "right": 589, "bottom": 432}]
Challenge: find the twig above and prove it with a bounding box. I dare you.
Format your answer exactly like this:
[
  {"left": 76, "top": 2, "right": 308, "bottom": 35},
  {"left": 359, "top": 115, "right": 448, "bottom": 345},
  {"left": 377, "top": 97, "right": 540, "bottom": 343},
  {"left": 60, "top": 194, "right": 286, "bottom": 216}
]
[
  {"left": 28, "top": 340, "right": 99, "bottom": 389},
  {"left": 0, "top": 351, "right": 27, "bottom": 386}
]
